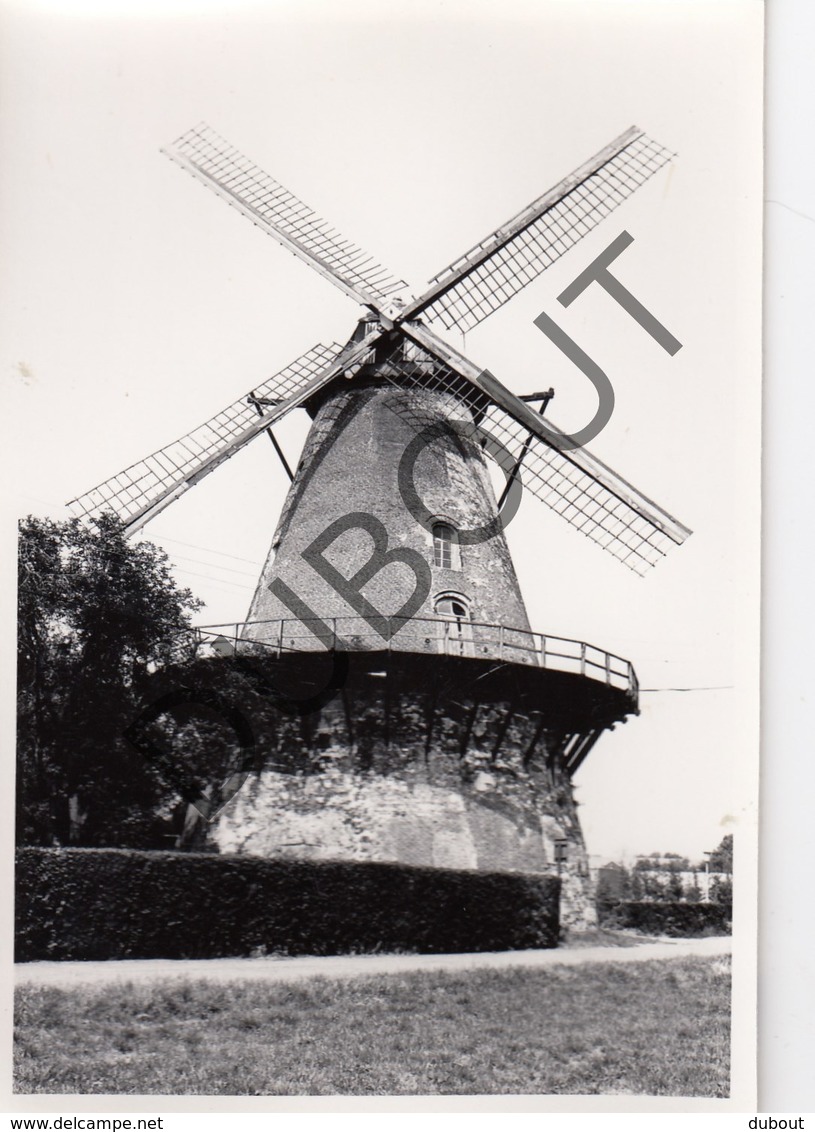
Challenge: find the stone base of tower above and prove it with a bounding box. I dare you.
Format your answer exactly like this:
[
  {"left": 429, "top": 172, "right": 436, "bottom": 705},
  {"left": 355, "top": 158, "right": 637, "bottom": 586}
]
[
  {"left": 184, "top": 648, "right": 635, "bottom": 931},
  {"left": 213, "top": 768, "right": 596, "bottom": 930}
]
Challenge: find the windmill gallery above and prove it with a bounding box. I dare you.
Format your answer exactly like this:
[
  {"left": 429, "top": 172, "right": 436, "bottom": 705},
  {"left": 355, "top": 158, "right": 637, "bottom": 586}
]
[{"left": 72, "top": 124, "right": 689, "bottom": 929}]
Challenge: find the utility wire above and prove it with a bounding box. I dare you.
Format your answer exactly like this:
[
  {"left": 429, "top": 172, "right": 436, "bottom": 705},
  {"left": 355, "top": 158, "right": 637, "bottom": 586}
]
[
  {"left": 638, "top": 686, "right": 734, "bottom": 693},
  {"left": 174, "top": 568, "right": 255, "bottom": 591},
  {"left": 143, "top": 532, "right": 265, "bottom": 567},
  {"left": 166, "top": 552, "right": 259, "bottom": 579}
]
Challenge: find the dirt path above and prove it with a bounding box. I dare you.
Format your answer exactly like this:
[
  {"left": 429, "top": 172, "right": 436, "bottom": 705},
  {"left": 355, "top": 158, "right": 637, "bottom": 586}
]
[{"left": 15, "top": 935, "right": 731, "bottom": 989}]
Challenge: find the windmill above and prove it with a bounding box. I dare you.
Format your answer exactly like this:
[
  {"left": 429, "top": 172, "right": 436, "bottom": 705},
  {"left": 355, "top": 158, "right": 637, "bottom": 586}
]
[{"left": 69, "top": 124, "right": 690, "bottom": 927}]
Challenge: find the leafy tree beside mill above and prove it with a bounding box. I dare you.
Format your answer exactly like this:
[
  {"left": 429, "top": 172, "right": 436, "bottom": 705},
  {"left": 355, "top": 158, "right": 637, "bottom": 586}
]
[{"left": 17, "top": 514, "right": 202, "bottom": 847}]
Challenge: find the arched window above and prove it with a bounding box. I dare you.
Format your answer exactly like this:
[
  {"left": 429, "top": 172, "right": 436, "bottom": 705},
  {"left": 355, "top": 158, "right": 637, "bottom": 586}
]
[
  {"left": 432, "top": 522, "right": 460, "bottom": 569},
  {"left": 434, "top": 593, "right": 473, "bottom": 656},
  {"left": 434, "top": 595, "right": 469, "bottom": 619}
]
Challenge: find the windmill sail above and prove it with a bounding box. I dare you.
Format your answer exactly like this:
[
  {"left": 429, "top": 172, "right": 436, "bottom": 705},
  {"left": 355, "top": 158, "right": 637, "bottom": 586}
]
[
  {"left": 163, "top": 123, "right": 409, "bottom": 310},
  {"left": 69, "top": 124, "right": 690, "bottom": 571},
  {"left": 404, "top": 128, "right": 674, "bottom": 334},
  {"left": 67, "top": 340, "right": 369, "bottom": 531},
  {"left": 478, "top": 401, "right": 682, "bottom": 573},
  {"left": 382, "top": 329, "right": 690, "bottom": 574}
]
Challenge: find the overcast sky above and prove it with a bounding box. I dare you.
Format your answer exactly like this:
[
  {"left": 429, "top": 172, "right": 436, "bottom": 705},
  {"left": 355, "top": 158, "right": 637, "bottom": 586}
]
[{"left": 1, "top": 0, "right": 763, "bottom": 863}]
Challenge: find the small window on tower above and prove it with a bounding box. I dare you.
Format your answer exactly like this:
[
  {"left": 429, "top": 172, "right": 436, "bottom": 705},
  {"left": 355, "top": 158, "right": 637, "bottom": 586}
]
[
  {"left": 435, "top": 596, "right": 469, "bottom": 618},
  {"left": 432, "top": 522, "right": 460, "bottom": 569}
]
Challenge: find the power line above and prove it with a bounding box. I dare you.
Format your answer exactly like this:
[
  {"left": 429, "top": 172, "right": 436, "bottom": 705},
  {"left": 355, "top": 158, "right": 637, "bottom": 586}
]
[
  {"left": 174, "top": 567, "right": 255, "bottom": 592},
  {"left": 144, "top": 532, "right": 265, "bottom": 567},
  {"left": 639, "top": 686, "right": 734, "bottom": 693},
  {"left": 165, "top": 552, "right": 259, "bottom": 579}
]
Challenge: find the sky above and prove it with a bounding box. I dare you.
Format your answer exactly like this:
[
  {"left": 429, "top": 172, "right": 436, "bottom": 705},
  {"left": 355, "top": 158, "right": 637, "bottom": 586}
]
[{"left": 0, "top": 0, "right": 763, "bottom": 863}]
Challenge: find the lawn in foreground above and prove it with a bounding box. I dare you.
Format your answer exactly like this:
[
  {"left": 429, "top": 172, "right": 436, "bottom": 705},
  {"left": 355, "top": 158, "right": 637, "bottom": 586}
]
[{"left": 15, "top": 955, "right": 730, "bottom": 1097}]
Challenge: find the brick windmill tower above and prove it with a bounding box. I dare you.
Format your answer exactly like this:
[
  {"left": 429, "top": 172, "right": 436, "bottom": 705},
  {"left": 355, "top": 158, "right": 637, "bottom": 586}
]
[{"left": 70, "top": 125, "right": 690, "bottom": 926}]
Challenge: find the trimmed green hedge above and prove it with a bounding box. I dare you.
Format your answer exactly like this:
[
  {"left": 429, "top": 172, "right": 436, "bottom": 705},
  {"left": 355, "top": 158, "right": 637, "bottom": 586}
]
[
  {"left": 598, "top": 899, "right": 732, "bottom": 937},
  {"left": 16, "top": 848, "right": 560, "bottom": 961}
]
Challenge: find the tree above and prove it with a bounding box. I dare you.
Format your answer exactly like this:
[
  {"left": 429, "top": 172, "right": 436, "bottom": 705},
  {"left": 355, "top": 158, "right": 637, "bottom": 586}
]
[
  {"left": 685, "top": 871, "right": 702, "bottom": 903},
  {"left": 667, "top": 869, "right": 684, "bottom": 901},
  {"left": 707, "top": 834, "right": 733, "bottom": 873},
  {"left": 662, "top": 853, "right": 690, "bottom": 872},
  {"left": 595, "top": 863, "right": 631, "bottom": 908},
  {"left": 640, "top": 871, "right": 667, "bottom": 901},
  {"left": 710, "top": 875, "right": 733, "bottom": 905},
  {"left": 17, "top": 513, "right": 202, "bottom": 846},
  {"left": 629, "top": 869, "right": 645, "bottom": 900}
]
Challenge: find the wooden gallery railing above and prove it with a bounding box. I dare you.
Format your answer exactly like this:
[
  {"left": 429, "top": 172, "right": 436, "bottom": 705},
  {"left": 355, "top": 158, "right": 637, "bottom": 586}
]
[{"left": 191, "top": 614, "right": 638, "bottom": 701}]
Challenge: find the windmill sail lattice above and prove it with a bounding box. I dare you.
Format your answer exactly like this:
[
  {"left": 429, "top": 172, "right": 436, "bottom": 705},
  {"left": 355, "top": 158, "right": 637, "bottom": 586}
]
[
  {"left": 478, "top": 404, "right": 675, "bottom": 572},
  {"left": 162, "top": 124, "right": 409, "bottom": 309},
  {"left": 409, "top": 129, "right": 674, "bottom": 333},
  {"left": 375, "top": 340, "right": 680, "bottom": 574},
  {"left": 68, "top": 343, "right": 344, "bottom": 526}
]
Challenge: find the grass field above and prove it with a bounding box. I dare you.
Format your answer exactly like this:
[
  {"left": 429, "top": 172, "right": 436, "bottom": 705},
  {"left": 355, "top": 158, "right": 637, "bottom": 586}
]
[{"left": 15, "top": 955, "right": 730, "bottom": 1097}]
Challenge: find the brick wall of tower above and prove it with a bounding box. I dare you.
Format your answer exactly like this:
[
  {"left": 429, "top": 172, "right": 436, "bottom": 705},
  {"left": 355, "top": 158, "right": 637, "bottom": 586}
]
[{"left": 243, "top": 384, "right": 532, "bottom": 649}]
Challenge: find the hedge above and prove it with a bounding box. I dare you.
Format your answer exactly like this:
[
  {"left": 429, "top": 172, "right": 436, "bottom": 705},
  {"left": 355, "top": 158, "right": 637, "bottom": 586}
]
[
  {"left": 597, "top": 899, "right": 732, "bottom": 937},
  {"left": 16, "top": 848, "right": 560, "bottom": 962}
]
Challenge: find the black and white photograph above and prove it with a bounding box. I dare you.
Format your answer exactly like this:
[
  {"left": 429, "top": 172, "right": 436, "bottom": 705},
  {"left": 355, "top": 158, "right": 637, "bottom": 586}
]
[{"left": 3, "top": 0, "right": 763, "bottom": 1110}]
